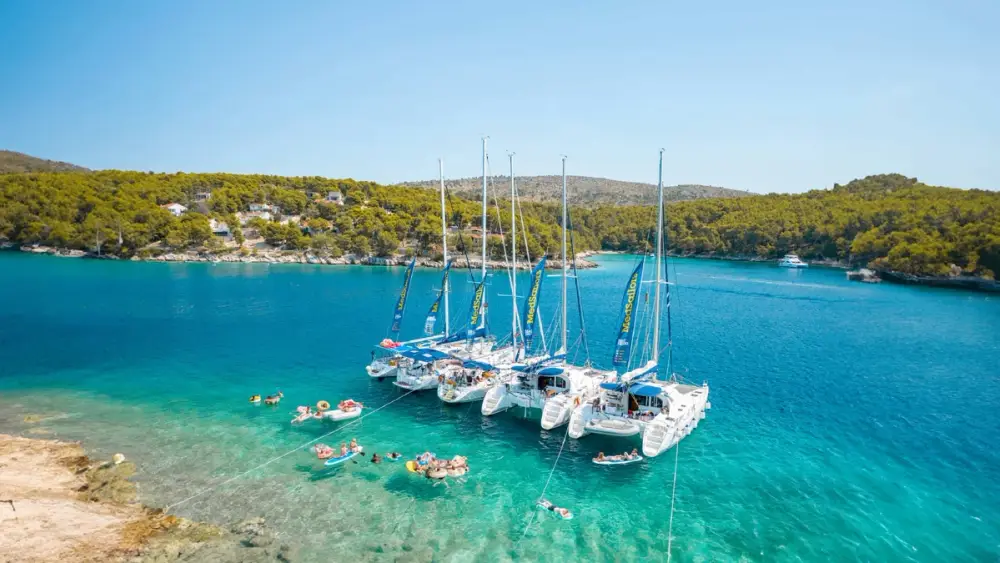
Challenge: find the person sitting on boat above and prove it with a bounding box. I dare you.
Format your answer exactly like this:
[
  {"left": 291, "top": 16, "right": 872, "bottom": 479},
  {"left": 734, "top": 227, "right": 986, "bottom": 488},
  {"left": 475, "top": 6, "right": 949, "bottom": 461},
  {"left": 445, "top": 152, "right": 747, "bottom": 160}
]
[
  {"left": 594, "top": 452, "right": 606, "bottom": 462},
  {"left": 349, "top": 438, "right": 360, "bottom": 452},
  {"left": 629, "top": 448, "right": 639, "bottom": 459},
  {"left": 371, "top": 453, "right": 381, "bottom": 464},
  {"left": 340, "top": 442, "right": 348, "bottom": 456}
]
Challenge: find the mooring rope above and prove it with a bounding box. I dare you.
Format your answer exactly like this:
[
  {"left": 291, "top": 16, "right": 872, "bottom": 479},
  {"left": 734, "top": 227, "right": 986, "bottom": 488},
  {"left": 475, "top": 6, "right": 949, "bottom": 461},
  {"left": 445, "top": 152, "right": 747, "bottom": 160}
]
[
  {"left": 164, "top": 389, "right": 418, "bottom": 512},
  {"left": 666, "top": 440, "right": 681, "bottom": 563},
  {"left": 514, "top": 424, "right": 571, "bottom": 550}
]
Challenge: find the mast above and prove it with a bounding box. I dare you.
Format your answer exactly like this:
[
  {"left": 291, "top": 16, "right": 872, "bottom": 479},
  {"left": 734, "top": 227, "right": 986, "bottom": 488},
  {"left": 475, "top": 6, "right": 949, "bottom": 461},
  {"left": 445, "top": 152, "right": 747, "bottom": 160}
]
[
  {"left": 480, "top": 137, "right": 488, "bottom": 328},
  {"left": 652, "top": 148, "right": 665, "bottom": 371},
  {"left": 439, "top": 158, "right": 450, "bottom": 335},
  {"left": 509, "top": 152, "right": 517, "bottom": 351},
  {"left": 560, "top": 156, "right": 568, "bottom": 353}
]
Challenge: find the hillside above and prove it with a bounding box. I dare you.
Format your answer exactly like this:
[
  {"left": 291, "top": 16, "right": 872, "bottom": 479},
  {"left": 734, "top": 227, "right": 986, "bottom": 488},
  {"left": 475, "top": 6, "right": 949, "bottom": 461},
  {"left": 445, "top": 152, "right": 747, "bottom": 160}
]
[
  {"left": 400, "top": 175, "right": 749, "bottom": 205},
  {"left": 0, "top": 169, "right": 996, "bottom": 281},
  {"left": 0, "top": 150, "right": 89, "bottom": 173},
  {"left": 579, "top": 174, "right": 999, "bottom": 279}
]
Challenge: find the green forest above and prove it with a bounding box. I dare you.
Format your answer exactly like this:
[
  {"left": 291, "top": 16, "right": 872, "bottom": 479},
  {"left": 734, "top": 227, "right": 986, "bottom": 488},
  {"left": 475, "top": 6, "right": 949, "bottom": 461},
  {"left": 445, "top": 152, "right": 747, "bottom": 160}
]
[{"left": 0, "top": 170, "right": 997, "bottom": 278}]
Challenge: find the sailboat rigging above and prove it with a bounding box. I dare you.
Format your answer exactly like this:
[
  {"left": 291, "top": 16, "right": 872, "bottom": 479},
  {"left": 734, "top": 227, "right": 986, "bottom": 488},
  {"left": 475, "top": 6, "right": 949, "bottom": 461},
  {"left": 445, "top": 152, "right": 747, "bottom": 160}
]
[{"left": 566, "top": 149, "right": 711, "bottom": 456}]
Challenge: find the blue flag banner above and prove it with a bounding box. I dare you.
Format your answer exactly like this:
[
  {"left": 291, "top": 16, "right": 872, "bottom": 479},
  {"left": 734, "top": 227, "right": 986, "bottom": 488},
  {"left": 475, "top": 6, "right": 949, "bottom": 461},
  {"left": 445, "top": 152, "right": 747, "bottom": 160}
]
[
  {"left": 424, "top": 261, "right": 452, "bottom": 335},
  {"left": 466, "top": 280, "right": 486, "bottom": 339},
  {"left": 612, "top": 261, "right": 644, "bottom": 366},
  {"left": 390, "top": 259, "right": 416, "bottom": 333},
  {"left": 520, "top": 257, "right": 547, "bottom": 349}
]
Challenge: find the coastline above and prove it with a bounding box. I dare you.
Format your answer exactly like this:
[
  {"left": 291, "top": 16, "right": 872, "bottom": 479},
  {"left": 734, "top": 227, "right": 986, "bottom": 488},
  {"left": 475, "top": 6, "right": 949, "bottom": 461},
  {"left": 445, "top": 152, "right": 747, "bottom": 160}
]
[
  {"left": 0, "top": 433, "right": 293, "bottom": 563},
  {"left": 1, "top": 242, "right": 598, "bottom": 270},
  {"left": 6, "top": 243, "right": 997, "bottom": 292}
]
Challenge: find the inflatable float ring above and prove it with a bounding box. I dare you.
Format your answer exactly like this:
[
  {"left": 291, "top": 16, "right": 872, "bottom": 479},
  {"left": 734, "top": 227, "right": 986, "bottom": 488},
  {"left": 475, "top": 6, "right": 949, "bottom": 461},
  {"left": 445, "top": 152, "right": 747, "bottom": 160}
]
[{"left": 317, "top": 400, "right": 331, "bottom": 411}]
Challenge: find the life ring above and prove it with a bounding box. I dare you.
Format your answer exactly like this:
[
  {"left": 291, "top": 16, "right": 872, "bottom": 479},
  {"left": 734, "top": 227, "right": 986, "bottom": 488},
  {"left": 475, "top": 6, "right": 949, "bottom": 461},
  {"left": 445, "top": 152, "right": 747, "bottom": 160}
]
[
  {"left": 317, "top": 400, "right": 331, "bottom": 411},
  {"left": 249, "top": 395, "right": 261, "bottom": 403},
  {"left": 427, "top": 468, "right": 448, "bottom": 480}
]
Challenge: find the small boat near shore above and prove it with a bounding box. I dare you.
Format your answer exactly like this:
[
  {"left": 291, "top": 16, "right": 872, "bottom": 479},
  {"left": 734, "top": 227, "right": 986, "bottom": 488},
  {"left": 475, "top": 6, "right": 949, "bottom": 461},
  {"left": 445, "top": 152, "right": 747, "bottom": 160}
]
[{"left": 778, "top": 254, "right": 809, "bottom": 268}]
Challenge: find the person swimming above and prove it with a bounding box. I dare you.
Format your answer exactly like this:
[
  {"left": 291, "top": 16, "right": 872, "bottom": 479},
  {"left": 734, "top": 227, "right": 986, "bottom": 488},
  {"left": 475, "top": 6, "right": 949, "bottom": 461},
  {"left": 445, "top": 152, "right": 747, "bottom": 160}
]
[
  {"left": 387, "top": 452, "right": 402, "bottom": 460},
  {"left": 371, "top": 453, "right": 381, "bottom": 464},
  {"left": 537, "top": 499, "right": 572, "bottom": 519}
]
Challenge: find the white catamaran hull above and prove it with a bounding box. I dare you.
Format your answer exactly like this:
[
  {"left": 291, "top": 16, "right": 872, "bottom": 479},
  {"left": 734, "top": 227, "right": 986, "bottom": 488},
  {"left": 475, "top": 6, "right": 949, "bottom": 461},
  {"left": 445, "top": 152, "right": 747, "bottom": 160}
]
[
  {"left": 437, "top": 383, "right": 490, "bottom": 404},
  {"left": 568, "top": 404, "right": 644, "bottom": 439},
  {"left": 481, "top": 385, "right": 514, "bottom": 415},
  {"left": 393, "top": 374, "right": 438, "bottom": 391},
  {"left": 641, "top": 383, "right": 710, "bottom": 457},
  {"left": 366, "top": 361, "right": 399, "bottom": 379}
]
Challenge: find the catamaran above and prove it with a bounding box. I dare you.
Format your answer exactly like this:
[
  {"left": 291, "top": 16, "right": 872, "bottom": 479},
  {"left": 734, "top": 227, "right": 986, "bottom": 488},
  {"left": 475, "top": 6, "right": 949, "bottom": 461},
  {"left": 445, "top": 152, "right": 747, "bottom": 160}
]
[
  {"left": 397, "top": 140, "right": 513, "bottom": 393},
  {"left": 366, "top": 258, "right": 440, "bottom": 379},
  {"left": 481, "top": 157, "right": 614, "bottom": 427},
  {"left": 567, "top": 150, "right": 710, "bottom": 457},
  {"left": 437, "top": 152, "right": 532, "bottom": 404}
]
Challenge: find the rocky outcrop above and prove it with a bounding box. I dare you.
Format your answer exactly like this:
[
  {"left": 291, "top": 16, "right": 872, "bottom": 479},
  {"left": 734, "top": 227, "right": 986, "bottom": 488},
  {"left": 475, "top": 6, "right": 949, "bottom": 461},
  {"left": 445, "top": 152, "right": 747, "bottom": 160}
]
[
  {"left": 846, "top": 268, "right": 880, "bottom": 283},
  {"left": 0, "top": 434, "right": 293, "bottom": 563},
  {"left": 877, "top": 270, "right": 1000, "bottom": 292}
]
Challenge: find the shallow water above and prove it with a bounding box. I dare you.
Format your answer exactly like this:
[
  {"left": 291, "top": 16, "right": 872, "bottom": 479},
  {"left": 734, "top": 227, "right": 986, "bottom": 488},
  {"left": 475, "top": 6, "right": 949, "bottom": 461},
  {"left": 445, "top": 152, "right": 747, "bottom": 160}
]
[{"left": 1, "top": 252, "right": 998, "bottom": 561}]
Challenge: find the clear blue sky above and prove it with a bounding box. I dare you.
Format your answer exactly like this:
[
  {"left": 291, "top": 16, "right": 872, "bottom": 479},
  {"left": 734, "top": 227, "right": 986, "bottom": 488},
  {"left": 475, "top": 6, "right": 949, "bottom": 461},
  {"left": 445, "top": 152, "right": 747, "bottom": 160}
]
[{"left": 2, "top": 0, "right": 998, "bottom": 193}]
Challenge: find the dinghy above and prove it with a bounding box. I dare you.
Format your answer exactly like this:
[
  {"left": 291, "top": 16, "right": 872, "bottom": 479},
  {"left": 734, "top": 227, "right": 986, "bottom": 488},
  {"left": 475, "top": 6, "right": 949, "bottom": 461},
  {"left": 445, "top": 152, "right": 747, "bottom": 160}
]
[{"left": 592, "top": 455, "right": 643, "bottom": 466}]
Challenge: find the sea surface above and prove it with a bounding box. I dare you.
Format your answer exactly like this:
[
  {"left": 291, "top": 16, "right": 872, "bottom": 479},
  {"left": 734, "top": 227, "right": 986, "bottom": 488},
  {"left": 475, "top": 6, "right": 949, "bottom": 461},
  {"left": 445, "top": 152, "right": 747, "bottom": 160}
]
[{"left": 1, "top": 252, "right": 998, "bottom": 562}]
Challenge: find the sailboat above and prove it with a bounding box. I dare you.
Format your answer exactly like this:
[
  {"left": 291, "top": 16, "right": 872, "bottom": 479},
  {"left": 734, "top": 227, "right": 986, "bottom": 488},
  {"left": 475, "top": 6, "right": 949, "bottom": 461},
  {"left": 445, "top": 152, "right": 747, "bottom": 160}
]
[
  {"left": 482, "top": 157, "right": 614, "bottom": 427},
  {"left": 366, "top": 257, "right": 440, "bottom": 379},
  {"left": 395, "top": 140, "right": 513, "bottom": 392},
  {"left": 438, "top": 152, "right": 527, "bottom": 404},
  {"left": 567, "top": 150, "right": 710, "bottom": 457}
]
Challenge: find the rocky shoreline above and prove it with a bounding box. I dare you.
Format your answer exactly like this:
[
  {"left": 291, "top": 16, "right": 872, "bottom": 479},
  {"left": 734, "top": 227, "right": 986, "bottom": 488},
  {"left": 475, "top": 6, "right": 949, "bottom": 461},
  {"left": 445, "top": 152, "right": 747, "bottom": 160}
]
[
  {"left": 0, "top": 434, "right": 293, "bottom": 563},
  {"left": 2, "top": 242, "right": 598, "bottom": 270},
  {"left": 659, "top": 251, "right": 998, "bottom": 292}
]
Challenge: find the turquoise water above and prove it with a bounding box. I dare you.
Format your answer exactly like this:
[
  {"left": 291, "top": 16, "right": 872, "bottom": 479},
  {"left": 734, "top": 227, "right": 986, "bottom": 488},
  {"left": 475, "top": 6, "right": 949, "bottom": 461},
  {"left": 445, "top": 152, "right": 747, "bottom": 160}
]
[{"left": 1, "top": 252, "right": 998, "bottom": 562}]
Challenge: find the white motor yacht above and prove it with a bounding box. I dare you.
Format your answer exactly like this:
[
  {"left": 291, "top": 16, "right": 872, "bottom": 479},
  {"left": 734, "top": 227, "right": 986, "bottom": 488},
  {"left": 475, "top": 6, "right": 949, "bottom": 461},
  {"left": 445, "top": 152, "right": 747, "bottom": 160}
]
[{"left": 778, "top": 254, "right": 809, "bottom": 268}]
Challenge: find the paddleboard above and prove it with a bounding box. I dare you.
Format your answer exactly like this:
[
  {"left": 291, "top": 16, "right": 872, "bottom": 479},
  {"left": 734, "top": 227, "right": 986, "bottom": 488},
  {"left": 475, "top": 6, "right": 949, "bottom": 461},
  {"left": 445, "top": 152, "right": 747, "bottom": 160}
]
[
  {"left": 324, "top": 447, "right": 364, "bottom": 466},
  {"left": 592, "top": 455, "right": 643, "bottom": 466}
]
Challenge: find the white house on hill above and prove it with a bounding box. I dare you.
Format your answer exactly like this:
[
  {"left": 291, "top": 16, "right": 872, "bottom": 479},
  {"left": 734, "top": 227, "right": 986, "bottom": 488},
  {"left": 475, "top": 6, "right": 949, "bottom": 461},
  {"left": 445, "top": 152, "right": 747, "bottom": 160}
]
[{"left": 163, "top": 203, "right": 187, "bottom": 217}]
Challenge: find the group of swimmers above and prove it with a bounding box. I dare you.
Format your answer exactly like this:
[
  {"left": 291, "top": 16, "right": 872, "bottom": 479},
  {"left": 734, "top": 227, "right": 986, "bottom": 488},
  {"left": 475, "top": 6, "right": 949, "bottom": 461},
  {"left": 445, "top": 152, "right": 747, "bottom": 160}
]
[
  {"left": 314, "top": 438, "right": 365, "bottom": 459},
  {"left": 413, "top": 451, "right": 470, "bottom": 479},
  {"left": 593, "top": 449, "right": 641, "bottom": 462},
  {"left": 249, "top": 391, "right": 284, "bottom": 405}
]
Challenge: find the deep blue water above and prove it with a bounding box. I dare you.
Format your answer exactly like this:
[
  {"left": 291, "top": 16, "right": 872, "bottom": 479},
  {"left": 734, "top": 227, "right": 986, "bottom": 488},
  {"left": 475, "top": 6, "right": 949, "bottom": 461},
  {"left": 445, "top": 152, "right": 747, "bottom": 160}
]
[{"left": 1, "top": 252, "right": 998, "bottom": 562}]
